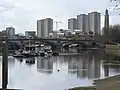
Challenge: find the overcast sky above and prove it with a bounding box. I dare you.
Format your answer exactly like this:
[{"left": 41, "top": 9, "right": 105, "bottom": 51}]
[{"left": 0, "top": 0, "right": 120, "bottom": 33}]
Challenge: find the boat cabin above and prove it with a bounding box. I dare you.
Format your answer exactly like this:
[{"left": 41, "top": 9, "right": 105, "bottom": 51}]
[{"left": 24, "top": 45, "right": 35, "bottom": 51}]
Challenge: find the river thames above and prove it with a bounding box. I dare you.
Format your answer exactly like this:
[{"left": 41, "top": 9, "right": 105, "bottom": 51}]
[{"left": 0, "top": 50, "right": 120, "bottom": 90}]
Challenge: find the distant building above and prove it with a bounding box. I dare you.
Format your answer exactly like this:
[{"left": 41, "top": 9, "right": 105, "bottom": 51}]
[
  {"left": 43, "top": 18, "right": 53, "bottom": 38},
  {"left": 104, "top": 9, "right": 109, "bottom": 29},
  {"left": 12, "top": 34, "right": 26, "bottom": 47},
  {"left": 104, "top": 9, "right": 109, "bottom": 35},
  {"left": 77, "top": 14, "right": 88, "bottom": 33},
  {"left": 68, "top": 18, "right": 77, "bottom": 30},
  {"left": 49, "top": 30, "right": 66, "bottom": 39},
  {"left": 37, "top": 18, "right": 53, "bottom": 38},
  {"left": 49, "top": 30, "right": 60, "bottom": 38},
  {"left": 85, "top": 15, "right": 88, "bottom": 33},
  {"left": 1, "top": 30, "right": 6, "bottom": 36},
  {"left": 88, "top": 12, "right": 100, "bottom": 35},
  {"left": 6, "top": 27, "right": 15, "bottom": 37},
  {"left": 25, "top": 31, "right": 36, "bottom": 37},
  {"left": 37, "top": 19, "right": 44, "bottom": 38}
]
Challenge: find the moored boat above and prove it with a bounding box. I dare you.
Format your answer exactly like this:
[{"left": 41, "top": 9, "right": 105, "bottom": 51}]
[
  {"left": 52, "top": 52, "right": 59, "bottom": 56},
  {"left": 12, "top": 49, "right": 37, "bottom": 58},
  {"left": 26, "top": 59, "right": 35, "bottom": 64},
  {"left": 12, "top": 49, "right": 25, "bottom": 58}
]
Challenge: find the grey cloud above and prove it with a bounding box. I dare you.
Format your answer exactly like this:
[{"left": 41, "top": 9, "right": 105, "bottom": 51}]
[
  {"left": 0, "top": 0, "right": 14, "bottom": 12},
  {"left": 0, "top": 0, "right": 119, "bottom": 33}
]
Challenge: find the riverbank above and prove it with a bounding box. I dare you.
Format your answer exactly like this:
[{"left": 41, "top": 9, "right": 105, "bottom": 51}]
[
  {"left": 69, "top": 86, "right": 96, "bottom": 90},
  {"left": 105, "top": 45, "right": 120, "bottom": 56},
  {"left": 106, "top": 44, "right": 120, "bottom": 50},
  {"left": 69, "top": 74, "right": 120, "bottom": 90},
  {"left": 94, "top": 74, "right": 120, "bottom": 90},
  {"left": 105, "top": 44, "right": 120, "bottom": 56},
  {"left": 105, "top": 49, "right": 120, "bottom": 56}
]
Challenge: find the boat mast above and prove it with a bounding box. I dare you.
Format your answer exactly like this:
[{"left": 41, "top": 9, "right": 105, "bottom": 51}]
[{"left": 29, "top": 36, "right": 30, "bottom": 53}]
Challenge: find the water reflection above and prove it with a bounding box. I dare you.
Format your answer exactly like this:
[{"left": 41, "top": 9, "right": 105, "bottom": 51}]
[
  {"left": 103, "top": 52, "right": 120, "bottom": 76},
  {"left": 88, "top": 53, "right": 101, "bottom": 79},
  {"left": 67, "top": 51, "right": 101, "bottom": 79},
  {"left": 104, "top": 65, "right": 109, "bottom": 77},
  {"left": 3, "top": 50, "right": 120, "bottom": 90},
  {"left": 18, "top": 58, "right": 23, "bottom": 63},
  {"left": 62, "top": 48, "right": 81, "bottom": 53},
  {"left": 8, "top": 56, "right": 15, "bottom": 69},
  {"left": 37, "top": 57, "right": 53, "bottom": 74},
  {"left": 25, "top": 57, "right": 35, "bottom": 65},
  {"left": 16, "top": 58, "right": 23, "bottom": 64}
]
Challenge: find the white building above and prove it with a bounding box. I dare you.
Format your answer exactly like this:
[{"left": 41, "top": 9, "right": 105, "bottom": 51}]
[
  {"left": 37, "top": 20, "right": 44, "bottom": 38},
  {"left": 74, "top": 30, "right": 83, "bottom": 35},
  {"left": 68, "top": 18, "right": 77, "bottom": 30},
  {"left": 88, "top": 12, "right": 100, "bottom": 35},
  {"left": 49, "top": 30, "right": 60, "bottom": 38},
  {"left": 6, "top": 27, "right": 15, "bottom": 37},
  {"left": 37, "top": 18, "right": 53, "bottom": 38},
  {"left": 77, "top": 14, "right": 88, "bottom": 33},
  {"left": 85, "top": 15, "right": 88, "bottom": 33}
]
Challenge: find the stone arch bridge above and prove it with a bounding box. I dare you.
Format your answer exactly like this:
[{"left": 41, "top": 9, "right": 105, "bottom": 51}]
[{"left": 7, "top": 38, "right": 104, "bottom": 50}]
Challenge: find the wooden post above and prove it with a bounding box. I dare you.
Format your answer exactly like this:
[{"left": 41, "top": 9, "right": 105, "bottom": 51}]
[{"left": 2, "top": 36, "right": 8, "bottom": 90}]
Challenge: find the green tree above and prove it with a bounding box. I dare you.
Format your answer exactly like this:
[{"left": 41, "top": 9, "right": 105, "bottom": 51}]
[
  {"left": 71, "top": 34, "right": 80, "bottom": 40},
  {"left": 103, "top": 24, "right": 120, "bottom": 43}
]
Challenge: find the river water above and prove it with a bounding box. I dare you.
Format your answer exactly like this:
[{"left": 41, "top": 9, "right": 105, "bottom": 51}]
[{"left": 0, "top": 50, "right": 120, "bottom": 90}]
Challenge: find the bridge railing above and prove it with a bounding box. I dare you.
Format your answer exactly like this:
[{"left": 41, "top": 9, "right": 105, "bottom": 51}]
[{"left": 0, "top": 38, "right": 97, "bottom": 42}]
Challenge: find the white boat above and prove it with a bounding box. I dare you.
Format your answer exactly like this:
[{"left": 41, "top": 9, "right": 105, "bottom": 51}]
[
  {"left": 39, "top": 48, "right": 52, "bottom": 57},
  {"left": 21, "top": 50, "right": 36, "bottom": 57}
]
